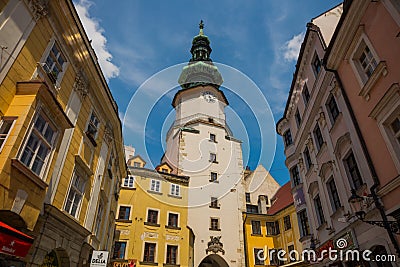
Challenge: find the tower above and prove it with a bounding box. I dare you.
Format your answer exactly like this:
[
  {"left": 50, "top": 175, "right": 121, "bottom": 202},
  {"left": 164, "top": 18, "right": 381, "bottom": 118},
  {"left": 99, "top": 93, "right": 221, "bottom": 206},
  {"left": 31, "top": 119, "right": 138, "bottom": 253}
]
[{"left": 163, "top": 21, "right": 245, "bottom": 267}]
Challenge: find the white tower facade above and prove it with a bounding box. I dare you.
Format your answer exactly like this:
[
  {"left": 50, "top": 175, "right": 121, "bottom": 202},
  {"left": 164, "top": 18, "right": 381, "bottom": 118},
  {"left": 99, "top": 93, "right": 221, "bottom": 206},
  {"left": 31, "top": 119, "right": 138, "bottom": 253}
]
[{"left": 163, "top": 22, "right": 245, "bottom": 267}]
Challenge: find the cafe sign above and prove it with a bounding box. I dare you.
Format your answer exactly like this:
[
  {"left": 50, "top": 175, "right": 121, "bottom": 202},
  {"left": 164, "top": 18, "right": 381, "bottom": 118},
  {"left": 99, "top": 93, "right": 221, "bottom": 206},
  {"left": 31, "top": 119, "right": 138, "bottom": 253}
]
[{"left": 90, "top": 251, "right": 109, "bottom": 267}]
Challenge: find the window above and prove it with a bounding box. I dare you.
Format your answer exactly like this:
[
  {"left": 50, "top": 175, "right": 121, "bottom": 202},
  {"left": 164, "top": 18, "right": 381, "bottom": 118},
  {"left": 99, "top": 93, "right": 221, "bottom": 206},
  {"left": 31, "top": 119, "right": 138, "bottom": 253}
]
[
  {"left": 210, "top": 153, "right": 217, "bottom": 163},
  {"left": 170, "top": 184, "right": 180, "bottom": 196},
  {"left": 86, "top": 111, "right": 100, "bottom": 139},
  {"left": 284, "top": 215, "right": 291, "bottom": 231},
  {"left": 0, "top": 117, "right": 16, "bottom": 152},
  {"left": 327, "top": 95, "right": 340, "bottom": 123},
  {"left": 251, "top": 220, "right": 261, "bottom": 235},
  {"left": 304, "top": 147, "right": 312, "bottom": 171},
  {"left": 123, "top": 176, "right": 134, "bottom": 188},
  {"left": 291, "top": 165, "right": 301, "bottom": 186},
  {"left": 113, "top": 241, "right": 126, "bottom": 259},
  {"left": 254, "top": 248, "right": 264, "bottom": 265},
  {"left": 118, "top": 206, "right": 131, "bottom": 220},
  {"left": 161, "top": 168, "right": 168, "bottom": 173},
  {"left": 246, "top": 204, "right": 258, "bottom": 214},
  {"left": 245, "top": 192, "right": 251, "bottom": 203},
  {"left": 354, "top": 40, "right": 378, "bottom": 82},
  {"left": 133, "top": 162, "right": 141, "bottom": 168},
  {"left": 312, "top": 53, "right": 322, "bottom": 76},
  {"left": 150, "top": 179, "right": 161, "bottom": 192},
  {"left": 166, "top": 245, "right": 178, "bottom": 265},
  {"left": 314, "top": 195, "right": 326, "bottom": 226},
  {"left": 345, "top": 152, "right": 363, "bottom": 190},
  {"left": 107, "top": 153, "right": 113, "bottom": 178},
  {"left": 269, "top": 249, "right": 279, "bottom": 265},
  {"left": 210, "top": 172, "right": 218, "bottom": 182},
  {"left": 327, "top": 178, "right": 342, "bottom": 212},
  {"left": 298, "top": 209, "right": 310, "bottom": 237},
  {"left": 313, "top": 124, "right": 324, "bottom": 151},
  {"left": 266, "top": 221, "right": 280, "bottom": 235},
  {"left": 288, "top": 245, "right": 295, "bottom": 262},
  {"left": 283, "top": 130, "right": 293, "bottom": 147},
  {"left": 390, "top": 116, "right": 400, "bottom": 145},
  {"left": 210, "top": 133, "right": 216, "bottom": 142},
  {"left": 64, "top": 171, "right": 86, "bottom": 217},
  {"left": 147, "top": 209, "right": 158, "bottom": 224},
  {"left": 210, "top": 218, "right": 220, "bottom": 230},
  {"left": 295, "top": 109, "right": 301, "bottom": 127},
  {"left": 94, "top": 202, "right": 104, "bottom": 236},
  {"left": 20, "top": 113, "right": 56, "bottom": 176},
  {"left": 302, "top": 83, "right": 310, "bottom": 105},
  {"left": 168, "top": 213, "right": 179, "bottom": 228},
  {"left": 143, "top": 243, "right": 156, "bottom": 263},
  {"left": 43, "top": 42, "right": 66, "bottom": 82},
  {"left": 210, "top": 197, "right": 219, "bottom": 208}
]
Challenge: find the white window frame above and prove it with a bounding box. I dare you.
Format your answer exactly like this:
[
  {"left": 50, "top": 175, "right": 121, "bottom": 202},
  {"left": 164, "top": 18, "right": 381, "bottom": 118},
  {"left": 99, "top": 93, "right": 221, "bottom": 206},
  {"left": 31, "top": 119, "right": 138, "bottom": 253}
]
[
  {"left": 86, "top": 110, "right": 100, "bottom": 139},
  {"left": 0, "top": 116, "right": 17, "bottom": 152},
  {"left": 150, "top": 179, "right": 161, "bottom": 193},
  {"left": 64, "top": 169, "right": 87, "bottom": 218},
  {"left": 350, "top": 35, "right": 379, "bottom": 86},
  {"left": 146, "top": 208, "right": 160, "bottom": 224},
  {"left": 39, "top": 37, "right": 68, "bottom": 87},
  {"left": 19, "top": 111, "right": 57, "bottom": 177},
  {"left": 166, "top": 211, "right": 180, "bottom": 228},
  {"left": 165, "top": 244, "right": 179, "bottom": 265},
  {"left": 371, "top": 85, "right": 400, "bottom": 172},
  {"left": 123, "top": 176, "right": 135, "bottom": 188},
  {"left": 170, "top": 183, "right": 180, "bottom": 196},
  {"left": 117, "top": 205, "right": 132, "bottom": 221}
]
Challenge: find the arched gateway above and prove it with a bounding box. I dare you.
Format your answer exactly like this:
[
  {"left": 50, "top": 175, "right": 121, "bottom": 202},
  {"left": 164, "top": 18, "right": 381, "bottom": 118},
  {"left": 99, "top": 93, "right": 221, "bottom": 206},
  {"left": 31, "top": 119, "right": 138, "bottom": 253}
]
[{"left": 199, "top": 254, "right": 229, "bottom": 267}]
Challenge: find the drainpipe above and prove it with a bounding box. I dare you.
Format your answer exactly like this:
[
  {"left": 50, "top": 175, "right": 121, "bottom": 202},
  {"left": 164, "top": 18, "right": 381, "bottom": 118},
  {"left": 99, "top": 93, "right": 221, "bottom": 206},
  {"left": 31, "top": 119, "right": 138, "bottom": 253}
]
[
  {"left": 242, "top": 212, "right": 248, "bottom": 267},
  {"left": 325, "top": 67, "right": 400, "bottom": 257}
]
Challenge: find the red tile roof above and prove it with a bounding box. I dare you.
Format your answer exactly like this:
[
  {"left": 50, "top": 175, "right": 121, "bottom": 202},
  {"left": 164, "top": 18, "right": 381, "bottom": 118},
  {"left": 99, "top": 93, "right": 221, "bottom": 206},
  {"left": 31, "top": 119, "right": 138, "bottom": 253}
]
[{"left": 267, "top": 182, "right": 293, "bottom": 215}]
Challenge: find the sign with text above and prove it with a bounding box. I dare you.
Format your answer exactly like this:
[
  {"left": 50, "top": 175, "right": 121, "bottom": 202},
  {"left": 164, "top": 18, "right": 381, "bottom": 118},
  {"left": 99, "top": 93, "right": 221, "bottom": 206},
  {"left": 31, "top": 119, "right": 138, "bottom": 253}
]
[{"left": 90, "top": 251, "right": 109, "bottom": 267}]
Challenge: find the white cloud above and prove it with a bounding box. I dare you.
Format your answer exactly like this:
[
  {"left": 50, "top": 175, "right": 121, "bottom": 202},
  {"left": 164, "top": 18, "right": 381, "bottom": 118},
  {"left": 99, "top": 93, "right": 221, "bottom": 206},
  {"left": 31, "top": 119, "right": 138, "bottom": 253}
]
[
  {"left": 75, "top": 0, "right": 119, "bottom": 80},
  {"left": 282, "top": 32, "right": 305, "bottom": 61}
]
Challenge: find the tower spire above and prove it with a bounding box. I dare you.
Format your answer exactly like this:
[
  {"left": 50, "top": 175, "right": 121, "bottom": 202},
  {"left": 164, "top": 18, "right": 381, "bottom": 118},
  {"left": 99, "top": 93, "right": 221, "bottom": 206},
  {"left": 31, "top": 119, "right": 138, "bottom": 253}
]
[
  {"left": 199, "top": 20, "right": 204, "bottom": 36},
  {"left": 190, "top": 20, "right": 212, "bottom": 62}
]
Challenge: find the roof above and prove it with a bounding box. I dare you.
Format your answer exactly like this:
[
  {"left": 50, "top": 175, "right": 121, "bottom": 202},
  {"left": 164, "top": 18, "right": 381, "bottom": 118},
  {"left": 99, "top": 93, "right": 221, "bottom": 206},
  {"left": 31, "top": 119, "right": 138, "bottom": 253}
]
[{"left": 267, "top": 182, "right": 293, "bottom": 215}]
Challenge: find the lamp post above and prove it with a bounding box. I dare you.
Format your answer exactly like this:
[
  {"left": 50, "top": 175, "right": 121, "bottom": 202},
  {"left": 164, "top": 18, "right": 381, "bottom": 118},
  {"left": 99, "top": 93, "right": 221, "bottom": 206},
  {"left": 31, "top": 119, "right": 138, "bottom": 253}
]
[{"left": 348, "top": 189, "right": 399, "bottom": 234}]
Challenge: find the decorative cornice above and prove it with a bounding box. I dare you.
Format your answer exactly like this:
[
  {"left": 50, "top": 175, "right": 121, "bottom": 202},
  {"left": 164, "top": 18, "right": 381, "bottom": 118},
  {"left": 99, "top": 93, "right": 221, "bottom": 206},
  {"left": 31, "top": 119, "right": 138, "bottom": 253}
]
[
  {"left": 27, "top": 0, "right": 49, "bottom": 21},
  {"left": 359, "top": 61, "right": 388, "bottom": 101},
  {"left": 369, "top": 83, "right": 400, "bottom": 119}
]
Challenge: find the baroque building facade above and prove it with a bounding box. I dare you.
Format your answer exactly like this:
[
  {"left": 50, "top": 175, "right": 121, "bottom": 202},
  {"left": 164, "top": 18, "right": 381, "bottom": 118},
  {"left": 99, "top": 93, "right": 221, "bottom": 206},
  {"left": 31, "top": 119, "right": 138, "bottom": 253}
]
[
  {"left": 0, "top": 0, "right": 126, "bottom": 266},
  {"left": 324, "top": 0, "right": 400, "bottom": 259},
  {"left": 112, "top": 153, "right": 193, "bottom": 267},
  {"left": 277, "top": 3, "right": 399, "bottom": 267}
]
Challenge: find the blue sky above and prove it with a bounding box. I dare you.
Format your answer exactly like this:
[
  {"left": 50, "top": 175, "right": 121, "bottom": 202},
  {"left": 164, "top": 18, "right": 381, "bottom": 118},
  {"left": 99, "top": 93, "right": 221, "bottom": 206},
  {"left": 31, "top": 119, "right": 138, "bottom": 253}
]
[{"left": 74, "top": 0, "right": 342, "bottom": 185}]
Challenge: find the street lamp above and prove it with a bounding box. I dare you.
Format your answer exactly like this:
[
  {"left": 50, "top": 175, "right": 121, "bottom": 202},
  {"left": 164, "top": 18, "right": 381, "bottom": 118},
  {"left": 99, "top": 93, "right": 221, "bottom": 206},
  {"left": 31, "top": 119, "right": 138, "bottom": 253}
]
[{"left": 348, "top": 189, "right": 399, "bottom": 234}]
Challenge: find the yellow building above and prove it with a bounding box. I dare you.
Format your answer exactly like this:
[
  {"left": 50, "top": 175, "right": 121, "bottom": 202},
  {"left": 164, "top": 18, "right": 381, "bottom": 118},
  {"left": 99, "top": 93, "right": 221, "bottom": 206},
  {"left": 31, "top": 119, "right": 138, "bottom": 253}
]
[
  {"left": 244, "top": 182, "right": 306, "bottom": 267},
  {"left": 0, "top": 0, "right": 126, "bottom": 266},
  {"left": 113, "top": 155, "right": 193, "bottom": 267}
]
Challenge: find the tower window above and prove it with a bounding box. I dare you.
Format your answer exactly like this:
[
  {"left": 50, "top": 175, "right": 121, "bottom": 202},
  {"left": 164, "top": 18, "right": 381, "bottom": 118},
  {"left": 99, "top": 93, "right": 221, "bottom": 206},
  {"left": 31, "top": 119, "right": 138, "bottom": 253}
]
[
  {"left": 210, "top": 133, "right": 216, "bottom": 142},
  {"left": 210, "top": 218, "right": 220, "bottom": 231},
  {"left": 210, "top": 172, "right": 218, "bottom": 182},
  {"left": 209, "top": 153, "right": 217, "bottom": 163},
  {"left": 210, "top": 197, "right": 219, "bottom": 209}
]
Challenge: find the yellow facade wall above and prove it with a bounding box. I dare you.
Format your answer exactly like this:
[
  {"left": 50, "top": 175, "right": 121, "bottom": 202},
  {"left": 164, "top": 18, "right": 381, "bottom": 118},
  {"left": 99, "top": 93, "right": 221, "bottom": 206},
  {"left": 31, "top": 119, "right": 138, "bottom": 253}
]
[
  {"left": 244, "top": 205, "right": 304, "bottom": 267},
  {"left": 114, "top": 169, "right": 191, "bottom": 267}
]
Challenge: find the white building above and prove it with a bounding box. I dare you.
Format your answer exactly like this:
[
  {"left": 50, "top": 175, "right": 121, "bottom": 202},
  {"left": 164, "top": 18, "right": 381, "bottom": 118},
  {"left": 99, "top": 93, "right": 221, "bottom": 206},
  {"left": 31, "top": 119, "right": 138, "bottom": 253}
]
[{"left": 162, "top": 22, "right": 246, "bottom": 267}]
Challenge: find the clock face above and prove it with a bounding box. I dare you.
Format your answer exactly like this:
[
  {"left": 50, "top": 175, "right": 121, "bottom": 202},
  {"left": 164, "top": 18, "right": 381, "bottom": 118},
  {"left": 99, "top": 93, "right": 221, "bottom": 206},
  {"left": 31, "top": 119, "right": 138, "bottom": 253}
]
[{"left": 202, "top": 91, "right": 216, "bottom": 103}]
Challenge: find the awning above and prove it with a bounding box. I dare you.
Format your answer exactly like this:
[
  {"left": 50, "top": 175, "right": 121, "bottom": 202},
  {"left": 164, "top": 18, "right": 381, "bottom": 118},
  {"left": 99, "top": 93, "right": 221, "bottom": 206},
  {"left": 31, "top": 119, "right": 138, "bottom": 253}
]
[{"left": 0, "top": 221, "right": 34, "bottom": 258}]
